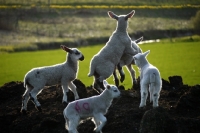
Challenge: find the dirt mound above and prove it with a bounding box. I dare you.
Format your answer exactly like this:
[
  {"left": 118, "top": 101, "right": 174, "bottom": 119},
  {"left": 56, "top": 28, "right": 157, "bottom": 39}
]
[
  {"left": 140, "top": 107, "right": 176, "bottom": 133},
  {"left": 0, "top": 76, "right": 200, "bottom": 133}
]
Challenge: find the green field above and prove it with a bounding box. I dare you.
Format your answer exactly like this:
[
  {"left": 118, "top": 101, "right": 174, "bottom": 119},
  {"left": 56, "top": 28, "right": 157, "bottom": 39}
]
[
  {"left": 0, "top": 0, "right": 200, "bottom": 52},
  {"left": 1, "top": 7, "right": 196, "bottom": 47},
  {"left": 1, "top": 40, "right": 200, "bottom": 88},
  {"left": 0, "top": 0, "right": 200, "bottom": 88}
]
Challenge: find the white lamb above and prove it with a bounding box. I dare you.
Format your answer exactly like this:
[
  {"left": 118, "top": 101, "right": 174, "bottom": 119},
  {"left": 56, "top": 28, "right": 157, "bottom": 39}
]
[
  {"left": 133, "top": 50, "right": 162, "bottom": 108},
  {"left": 113, "top": 36, "right": 143, "bottom": 88},
  {"left": 63, "top": 80, "right": 120, "bottom": 133},
  {"left": 21, "top": 45, "right": 84, "bottom": 113},
  {"left": 88, "top": 10, "right": 136, "bottom": 92}
]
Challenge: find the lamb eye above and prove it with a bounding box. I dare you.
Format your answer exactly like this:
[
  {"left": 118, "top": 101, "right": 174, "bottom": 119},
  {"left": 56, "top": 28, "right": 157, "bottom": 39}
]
[
  {"left": 114, "top": 90, "right": 118, "bottom": 92},
  {"left": 75, "top": 52, "right": 80, "bottom": 55}
]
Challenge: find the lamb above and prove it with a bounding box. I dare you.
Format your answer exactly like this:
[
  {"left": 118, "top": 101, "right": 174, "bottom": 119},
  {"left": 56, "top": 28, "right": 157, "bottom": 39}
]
[
  {"left": 88, "top": 10, "right": 136, "bottom": 93},
  {"left": 21, "top": 45, "right": 84, "bottom": 113},
  {"left": 63, "top": 80, "right": 120, "bottom": 133},
  {"left": 133, "top": 50, "right": 162, "bottom": 108},
  {"left": 113, "top": 36, "right": 143, "bottom": 88}
]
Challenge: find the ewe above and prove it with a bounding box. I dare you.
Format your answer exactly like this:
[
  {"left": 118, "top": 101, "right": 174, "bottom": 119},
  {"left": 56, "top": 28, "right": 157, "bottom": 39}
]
[
  {"left": 63, "top": 80, "right": 120, "bottom": 133},
  {"left": 113, "top": 36, "right": 143, "bottom": 88},
  {"left": 88, "top": 10, "right": 136, "bottom": 93},
  {"left": 21, "top": 45, "right": 84, "bottom": 113},
  {"left": 133, "top": 50, "right": 162, "bottom": 108}
]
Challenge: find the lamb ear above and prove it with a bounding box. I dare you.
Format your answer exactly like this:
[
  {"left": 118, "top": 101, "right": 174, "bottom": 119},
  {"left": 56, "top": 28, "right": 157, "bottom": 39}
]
[
  {"left": 108, "top": 11, "right": 118, "bottom": 20},
  {"left": 106, "top": 85, "right": 111, "bottom": 89},
  {"left": 143, "top": 50, "right": 150, "bottom": 57},
  {"left": 103, "top": 80, "right": 109, "bottom": 89},
  {"left": 60, "top": 45, "right": 73, "bottom": 53},
  {"left": 135, "top": 36, "right": 143, "bottom": 44},
  {"left": 125, "top": 10, "right": 135, "bottom": 20}
]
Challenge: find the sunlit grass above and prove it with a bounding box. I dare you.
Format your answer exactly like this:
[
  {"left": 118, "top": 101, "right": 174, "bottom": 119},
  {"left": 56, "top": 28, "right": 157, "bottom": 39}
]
[
  {"left": 0, "top": 9, "right": 193, "bottom": 48},
  {"left": 0, "top": 41, "right": 200, "bottom": 88}
]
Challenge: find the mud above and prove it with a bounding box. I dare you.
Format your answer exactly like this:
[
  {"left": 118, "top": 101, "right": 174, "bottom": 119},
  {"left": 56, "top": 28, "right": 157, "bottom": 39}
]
[{"left": 0, "top": 76, "right": 200, "bottom": 133}]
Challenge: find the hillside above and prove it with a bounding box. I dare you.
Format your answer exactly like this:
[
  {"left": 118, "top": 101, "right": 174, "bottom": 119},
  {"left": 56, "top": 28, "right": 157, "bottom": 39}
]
[{"left": 0, "top": 76, "right": 200, "bottom": 133}]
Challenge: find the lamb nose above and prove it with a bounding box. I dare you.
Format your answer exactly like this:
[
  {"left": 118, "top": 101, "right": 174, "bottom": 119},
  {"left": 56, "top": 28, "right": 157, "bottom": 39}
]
[{"left": 80, "top": 55, "right": 84, "bottom": 61}]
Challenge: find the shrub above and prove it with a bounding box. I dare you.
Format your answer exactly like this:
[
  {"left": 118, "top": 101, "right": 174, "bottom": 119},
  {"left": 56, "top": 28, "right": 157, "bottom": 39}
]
[
  {"left": 191, "top": 10, "right": 200, "bottom": 30},
  {"left": 0, "top": 15, "right": 18, "bottom": 31}
]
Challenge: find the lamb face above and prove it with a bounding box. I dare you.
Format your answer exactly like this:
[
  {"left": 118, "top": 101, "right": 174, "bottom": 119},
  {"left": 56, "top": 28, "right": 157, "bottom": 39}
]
[
  {"left": 72, "top": 49, "right": 84, "bottom": 61},
  {"left": 61, "top": 46, "right": 84, "bottom": 61},
  {"left": 108, "top": 10, "right": 135, "bottom": 31},
  {"left": 133, "top": 50, "right": 150, "bottom": 68},
  {"left": 103, "top": 80, "right": 120, "bottom": 98},
  {"left": 133, "top": 53, "right": 143, "bottom": 67}
]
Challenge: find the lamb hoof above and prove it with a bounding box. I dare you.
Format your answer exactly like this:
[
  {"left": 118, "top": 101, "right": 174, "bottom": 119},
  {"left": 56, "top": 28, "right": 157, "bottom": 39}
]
[
  {"left": 75, "top": 96, "right": 79, "bottom": 100},
  {"left": 131, "top": 86, "right": 134, "bottom": 90},
  {"left": 95, "top": 131, "right": 102, "bottom": 133},
  {"left": 63, "top": 101, "right": 68, "bottom": 107},
  {"left": 21, "top": 109, "right": 27, "bottom": 115},
  {"left": 139, "top": 103, "right": 146, "bottom": 108},
  {"left": 133, "top": 79, "right": 137, "bottom": 85},
  {"left": 139, "top": 105, "right": 146, "bottom": 110},
  {"left": 114, "top": 79, "right": 119, "bottom": 87},
  {"left": 36, "top": 106, "right": 42, "bottom": 112},
  {"left": 153, "top": 105, "right": 159, "bottom": 108},
  {"left": 120, "top": 75, "right": 125, "bottom": 83},
  {"left": 94, "top": 129, "right": 102, "bottom": 133}
]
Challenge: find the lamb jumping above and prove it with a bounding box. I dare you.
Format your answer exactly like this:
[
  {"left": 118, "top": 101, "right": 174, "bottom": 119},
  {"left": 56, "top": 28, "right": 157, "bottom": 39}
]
[
  {"left": 21, "top": 45, "right": 84, "bottom": 113},
  {"left": 63, "top": 80, "right": 120, "bottom": 133},
  {"left": 88, "top": 10, "right": 136, "bottom": 93},
  {"left": 133, "top": 50, "right": 162, "bottom": 108},
  {"left": 113, "top": 36, "right": 143, "bottom": 87}
]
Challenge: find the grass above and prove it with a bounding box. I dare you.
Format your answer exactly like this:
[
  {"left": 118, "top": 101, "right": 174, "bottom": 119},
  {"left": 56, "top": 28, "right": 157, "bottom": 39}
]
[
  {"left": 0, "top": 1, "right": 200, "bottom": 88},
  {"left": 1, "top": 40, "right": 200, "bottom": 88},
  {"left": 0, "top": 0, "right": 199, "bottom": 53},
  {"left": 0, "top": 7, "right": 198, "bottom": 51}
]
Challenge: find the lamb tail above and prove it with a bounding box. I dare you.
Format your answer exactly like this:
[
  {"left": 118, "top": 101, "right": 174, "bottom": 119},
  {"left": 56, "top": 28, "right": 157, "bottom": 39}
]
[
  {"left": 88, "top": 71, "right": 94, "bottom": 77},
  {"left": 88, "top": 63, "right": 95, "bottom": 77},
  {"left": 149, "top": 73, "right": 156, "bottom": 102},
  {"left": 24, "top": 76, "right": 33, "bottom": 89},
  {"left": 24, "top": 77, "right": 28, "bottom": 88}
]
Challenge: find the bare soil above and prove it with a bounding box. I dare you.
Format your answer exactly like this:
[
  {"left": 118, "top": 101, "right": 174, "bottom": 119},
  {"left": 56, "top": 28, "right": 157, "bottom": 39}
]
[{"left": 0, "top": 76, "right": 200, "bottom": 133}]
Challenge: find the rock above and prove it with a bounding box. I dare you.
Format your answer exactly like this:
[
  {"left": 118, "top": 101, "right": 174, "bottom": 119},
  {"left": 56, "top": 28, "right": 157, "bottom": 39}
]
[
  {"left": 176, "top": 85, "right": 200, "bottom": 111},
  {"left": 140, "top": 107, "right": 176, "bottom": 133},
  {"left": 168, "top": 76, "right": 183, "bottom": 89}
]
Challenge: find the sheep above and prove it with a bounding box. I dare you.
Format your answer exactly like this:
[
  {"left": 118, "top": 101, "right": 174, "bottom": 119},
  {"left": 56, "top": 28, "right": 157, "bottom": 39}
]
[
  {"left": 133, "top": 50, "right": 162, "bottom": 108},
  {"left": 113, "top": 36, "right": 143, "bottom": 88},
  {"left": 63, "top": 80, "right": 120, "bottom": 133},
  {"left": 21, "top": 45, "right": 84, "bottom": 113},
  {"left": 88, "top": 10, "right": 136, "bottom": 93}
]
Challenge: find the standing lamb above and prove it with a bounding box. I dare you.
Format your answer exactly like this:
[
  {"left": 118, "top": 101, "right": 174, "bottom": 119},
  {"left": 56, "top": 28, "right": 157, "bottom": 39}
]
[
  {"left": 88, "top": 10, "right": 136, "bottom": 93},
  {"left": 113, "top": 36, "right": 143, "bottom": 87},
  {"left": 21, "top": 45, "right": 84, "bottom": 113},
  {"left": 133, "top": 50, "right": 162, "bottom": 108},
  {"left": 63, "top": 80, "right": 120, "bottom": 133}
]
